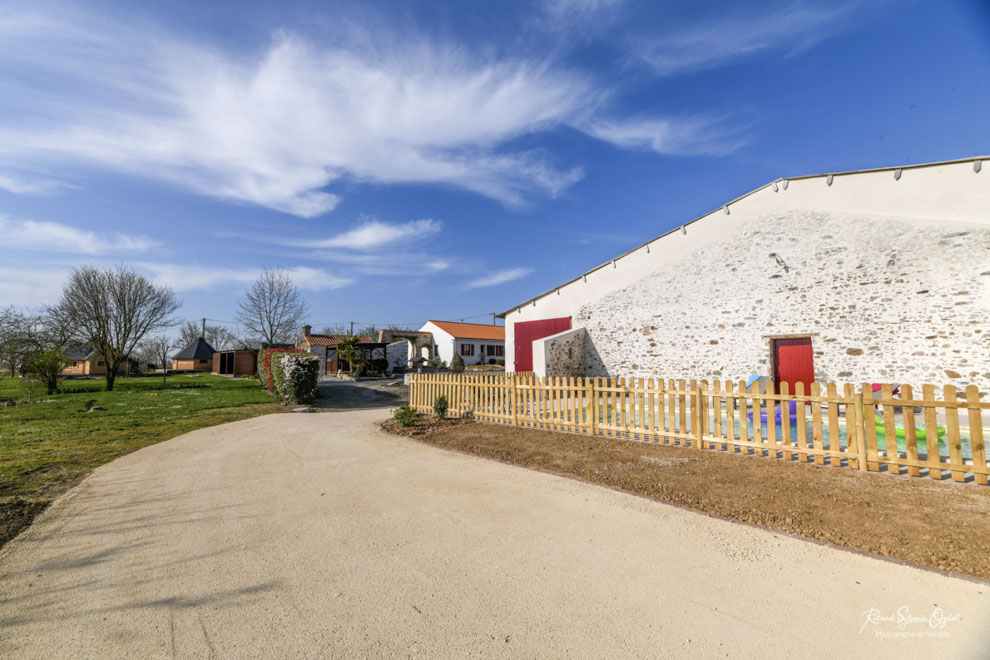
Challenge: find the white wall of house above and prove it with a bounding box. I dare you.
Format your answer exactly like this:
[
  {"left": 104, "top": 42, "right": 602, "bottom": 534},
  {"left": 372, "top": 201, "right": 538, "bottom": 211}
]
[
  {"left": 420, "top": 322, "right": 456, "bottom": 365},
  {"left": 502, "top": 157, "right": 990, "bottom": 391},
  {"left": 418, "top": 322, "right": 506, "bottom": 366},
  {"left": 386, "top": 341, "right": 409, "bottom": 370}
]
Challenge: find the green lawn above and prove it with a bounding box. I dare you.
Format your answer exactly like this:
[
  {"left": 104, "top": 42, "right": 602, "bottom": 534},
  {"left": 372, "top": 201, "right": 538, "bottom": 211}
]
[{"left": 0, "top": 373, "right": 281, "bottom": 545}]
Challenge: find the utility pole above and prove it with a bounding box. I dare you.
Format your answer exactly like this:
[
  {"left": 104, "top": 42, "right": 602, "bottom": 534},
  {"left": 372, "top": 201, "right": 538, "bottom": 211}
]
[
  {"left": 349, "top": 321, "right": 354, "bottom": 336},
  {"left": 492, "top": 313, "right": 496, "bottom": 326},
  {"left": 201, "top": 317, "right": 206, "bottom": 339}
]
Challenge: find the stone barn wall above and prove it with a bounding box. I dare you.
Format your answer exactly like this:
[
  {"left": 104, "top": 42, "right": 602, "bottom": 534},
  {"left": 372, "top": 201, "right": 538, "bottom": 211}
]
[
  {"left": 576, "top": 210, "right": 990, "bottom": 392},
  {"left": 540, "top": 328, "right": 587, "bottom": 378}
]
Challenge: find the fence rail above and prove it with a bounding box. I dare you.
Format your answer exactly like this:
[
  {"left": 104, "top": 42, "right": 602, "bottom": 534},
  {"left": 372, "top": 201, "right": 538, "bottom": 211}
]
[{"left": 409, "top": 373, "right": 989, "bottom": 486}]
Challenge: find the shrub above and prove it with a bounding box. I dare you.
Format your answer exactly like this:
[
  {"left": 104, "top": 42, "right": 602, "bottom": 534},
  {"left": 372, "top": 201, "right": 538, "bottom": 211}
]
[
  {"left": 433, "top": 395, "right": 448, "bottom": 419},
  {"left": 394, "top": 405, "right": 417, "bottom": 426},
  {"left": 258, "top": 348, "right": 302, "bottom": 391},
  {"left": 450, "top": 353, "right": 464, "bottom": 373},
  {"left": 496, "top": 359, "right": 505, "bottom": 366},
  {"left": 354, "top": 363, "right": 367, "bottom": 378},
  {"left": 270, "top": 352, "right": 320, "bottom": 404}
]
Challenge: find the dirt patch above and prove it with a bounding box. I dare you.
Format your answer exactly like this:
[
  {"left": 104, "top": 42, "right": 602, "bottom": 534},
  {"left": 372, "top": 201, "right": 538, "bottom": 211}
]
[
  {"left": 382, "top": 418, "right": 990, "bottom": 580},
  {"left": 0, "top": 498, "right": 50, "bottom": 548},
  {"left": 382, "top": 415, "right": 474, "bottom": 436}
]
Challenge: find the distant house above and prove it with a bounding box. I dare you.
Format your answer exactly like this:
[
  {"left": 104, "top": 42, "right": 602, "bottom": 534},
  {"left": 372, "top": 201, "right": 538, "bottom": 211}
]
[
  {"left": 62, "top": 345, "right": 135, "bottom": 375},
  {"left": 298, "top": 326, "right": 387, "bottom": 374},
  {"left": 418, "top": 321, "right": 505, "bottom": 366},
  {"left": 172, "top": 337, "right": 216, "bottom": 371}
]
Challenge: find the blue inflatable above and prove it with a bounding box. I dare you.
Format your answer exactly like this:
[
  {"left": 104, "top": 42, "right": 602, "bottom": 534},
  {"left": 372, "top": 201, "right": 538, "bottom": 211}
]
[{"left": 748, "top": 400, "right": 799, "bottom": 424}]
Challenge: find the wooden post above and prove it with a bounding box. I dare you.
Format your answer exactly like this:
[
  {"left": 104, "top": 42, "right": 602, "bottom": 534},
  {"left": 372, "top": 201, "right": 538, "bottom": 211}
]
[
  {"left": 826, "top": 383, "right": 840, "bottom": 467},
  {"left": 511, "top": 374, "right": 520, "bottom": 427},
  {"left": 811, "top": 382, "right": 824, "bottom": 465},
  {"left": 966, "top": 385, "right": 986, "bottom": 486},
  {"left": 853, "top": 385, "right": 869, "bottom": 472},
  {"left": 945, "top": 385, "right": 964, "bottom": 482},
  {"left": 881, "top": 383, "right": 897, "bottom": 474},
  {"left": 861, "top": 383, "right": 878, "bottom": 471},
  {"left": 923, "top": 384, "right": 941, "bottom": 480}
]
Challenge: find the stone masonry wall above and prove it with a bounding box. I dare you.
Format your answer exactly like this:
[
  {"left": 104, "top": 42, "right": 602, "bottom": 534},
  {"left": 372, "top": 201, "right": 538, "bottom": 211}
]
[
  {"left": 577, "top": 210, "right": 990, "bottom": 392},
  {"left": 544, "top": 328, "right": 587, "bottom": 378}
]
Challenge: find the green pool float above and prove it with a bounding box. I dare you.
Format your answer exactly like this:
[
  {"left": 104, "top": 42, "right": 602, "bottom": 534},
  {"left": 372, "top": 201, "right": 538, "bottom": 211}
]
[{"left": 873, "top": 414, "right": 945, "bottom": 441}]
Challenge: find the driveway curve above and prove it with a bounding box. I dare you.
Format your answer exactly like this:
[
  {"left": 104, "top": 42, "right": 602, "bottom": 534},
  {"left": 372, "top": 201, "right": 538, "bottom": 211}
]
[{"left": 1, "top": 410, "right": 986, "bottom": 658}]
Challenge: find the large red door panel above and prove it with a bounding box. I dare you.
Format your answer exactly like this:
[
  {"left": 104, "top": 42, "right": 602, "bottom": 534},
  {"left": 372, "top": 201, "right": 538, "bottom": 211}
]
[
  {"left": 514, "top": 317, "right": 571, "bottom": 372},
  {"left": 773, "top": 337, "right": 814, "bottom": 392}
]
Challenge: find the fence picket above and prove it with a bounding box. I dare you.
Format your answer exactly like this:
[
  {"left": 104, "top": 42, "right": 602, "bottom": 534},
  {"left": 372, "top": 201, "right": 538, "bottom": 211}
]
[
  {"left": 765, "top": 381, "right": 776, "bottom": 458},
  {"left": 811, "top": 382, "right": 824, "bottom": 466},
  {"left": 751, "top": 381, "right": 763, "bottom": 456},
  {"left": 780, "top": 382, "right": 792, "bottom": 460},
  {"left": 795, "top": 382, "right": 807, "bottom": 463},
  {"left": 967, "top": 385, "right": 986, "bottom": 485},
  {"left": 945, "top": 386, "right": 964, "bottom": 483},
  {"left": 737, "top": 380, "right": 748, "bottom": 452},
  {"left": 826, "top": 383, "right": 840, "bottom": 467}
]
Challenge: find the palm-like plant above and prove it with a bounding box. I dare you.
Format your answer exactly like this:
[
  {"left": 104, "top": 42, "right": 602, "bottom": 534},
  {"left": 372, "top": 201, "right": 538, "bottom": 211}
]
[{"left": 336, "top": 336, "right": 365, "bottom": 372}]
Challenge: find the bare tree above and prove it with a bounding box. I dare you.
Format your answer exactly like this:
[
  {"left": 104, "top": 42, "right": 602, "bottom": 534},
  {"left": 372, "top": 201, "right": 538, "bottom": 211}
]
[
  {"left": 0, "top": 307, "right": 29, "bottom": 379},
  {"left": 57, "top": 265, "right": 181, "bottom": 391},
  {"left": 320, "top": 324, "right": 349, "bottom": 336},
  {"left": 141, "top": 335, "right": 174, "bottom": 384},
  {"left": 235, "top": 268, "right": 309, "bottom": 347},
  {"left": 178, "top": 320, "right": 236, "bottom": 350}
]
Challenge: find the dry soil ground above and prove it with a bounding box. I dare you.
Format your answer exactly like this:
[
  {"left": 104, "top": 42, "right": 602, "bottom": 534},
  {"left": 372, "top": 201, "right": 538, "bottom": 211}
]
[{"left": 383, "top": 416, "right": 990, "bottom": 580}]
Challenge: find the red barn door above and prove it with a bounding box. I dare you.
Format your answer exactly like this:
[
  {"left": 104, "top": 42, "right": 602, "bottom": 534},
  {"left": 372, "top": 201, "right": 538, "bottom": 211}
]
[
  {"left": 514, "top": 317, "right": 571, "bottom": 372},
  {"left": 772, "top": 337, "right": 814, "bottom": 392}
]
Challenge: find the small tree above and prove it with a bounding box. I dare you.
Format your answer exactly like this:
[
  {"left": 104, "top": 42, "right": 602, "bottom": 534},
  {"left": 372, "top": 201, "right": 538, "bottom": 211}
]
[
  {"left": 23, "top": 347, "right": 70, "bottom": 395},
  {"left": 142, "top": 335, "right": 174, "bottom": 384},
  {"left": 235, "top": 268, "right": 309, "bottom": 346},
  {"left": 337, "top": 336, "right": 365, "bottom": 374},
  {"left": 450, "top": 353, "right": 465, "bottom": 373},
  {"left": 56, "top": 266, "right": 180, "bottom": 391},
  {"left": 433, "top": 395, "right": 448, "bottom": 419},
  {"left": 0, "top": 307, "right": 30, "bottom": 378}
]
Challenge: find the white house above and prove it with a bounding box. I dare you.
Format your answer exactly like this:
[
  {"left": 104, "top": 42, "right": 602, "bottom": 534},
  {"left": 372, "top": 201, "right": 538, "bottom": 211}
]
[
  {"left": 498, "top": 156, "right": 990, "bottom": 393},
  {"left": 418, "top": 320, "right": 505, "bottom": 366}
]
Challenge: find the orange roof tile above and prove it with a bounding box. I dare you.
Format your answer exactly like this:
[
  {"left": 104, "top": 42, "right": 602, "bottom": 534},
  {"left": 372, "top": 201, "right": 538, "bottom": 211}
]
[
  {"left": 303, "top": 334, "right": 375, "bottom": 347},
  {"left": 428, "top": 321, "right": 504, "bottom": 341}
]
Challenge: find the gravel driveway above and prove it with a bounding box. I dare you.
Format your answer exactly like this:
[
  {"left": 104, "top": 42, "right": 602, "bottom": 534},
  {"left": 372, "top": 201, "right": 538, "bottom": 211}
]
[{"left": 0, "top": 409, "right": 986, "bottom": 658}]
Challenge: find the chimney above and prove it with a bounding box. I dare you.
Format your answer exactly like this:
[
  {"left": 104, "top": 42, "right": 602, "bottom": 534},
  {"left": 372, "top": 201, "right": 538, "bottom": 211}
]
[{"left": 302, "top": 325, "right": 311, "bottom": 337}]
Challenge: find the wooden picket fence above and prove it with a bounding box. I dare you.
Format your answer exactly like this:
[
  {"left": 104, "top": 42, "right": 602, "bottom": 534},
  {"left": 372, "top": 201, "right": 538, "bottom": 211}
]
[{"left": 409, "top": 373, "right": 990, "bottom": 485}]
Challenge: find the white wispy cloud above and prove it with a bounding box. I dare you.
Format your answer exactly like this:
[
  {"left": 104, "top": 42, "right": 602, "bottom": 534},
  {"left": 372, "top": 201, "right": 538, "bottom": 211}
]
[
  {"left": 0, "top": 215, "right": 156, "bottom": 254},
  {"left": 288, "top": 218, "right": 443, "bottom": 250},
  {"left": 582, "top": 116, "right": 744, "bottom": 155},
  {"left": 464, "top": 267, "right": 533, "bottom": 289},
  {"left": 0, "top": 173, "right": 68, "bottom": 195},
  {"left": 631, "top": 2, "right": 854, "bottom": 76},
  {"left": 0, "top": 13, "right": 594, "bottom": 216},
  {"left": 0, "top": 6, "right": 739, "bottom": 217},
  {"left": 0, "top": 265, "right": 70, "bottom": 306},
  {"left": 138, "top": 263, "right": 352, "bottom": 293}
]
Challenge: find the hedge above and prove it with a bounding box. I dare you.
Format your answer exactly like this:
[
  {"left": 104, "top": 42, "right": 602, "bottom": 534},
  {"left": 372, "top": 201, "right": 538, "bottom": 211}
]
[
  {"left": 270, "top": 352, "right": 320, "bottom": 404},
  {"left": 258, "top": 348, "right": 303, "bottom": 392}
]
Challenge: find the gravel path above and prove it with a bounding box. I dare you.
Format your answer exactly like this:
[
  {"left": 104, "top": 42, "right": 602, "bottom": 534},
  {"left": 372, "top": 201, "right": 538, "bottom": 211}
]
[{"left": 0, "top": 409, "right": 986, "bottom": 658}]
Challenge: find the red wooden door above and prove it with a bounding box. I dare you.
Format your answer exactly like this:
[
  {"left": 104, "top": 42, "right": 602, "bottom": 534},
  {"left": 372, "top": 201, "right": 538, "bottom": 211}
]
[
  {"left": 514, "top": 317, "right": 571, "bottom": 372},
  {"left": 772, "top": 337, "right": 814, "bottom": 392}
]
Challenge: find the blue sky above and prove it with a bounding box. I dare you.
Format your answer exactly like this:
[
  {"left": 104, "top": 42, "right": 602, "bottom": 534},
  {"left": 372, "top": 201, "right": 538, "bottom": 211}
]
[{"left": 1, "top": 0, "right": 988, "bottom": 335}]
